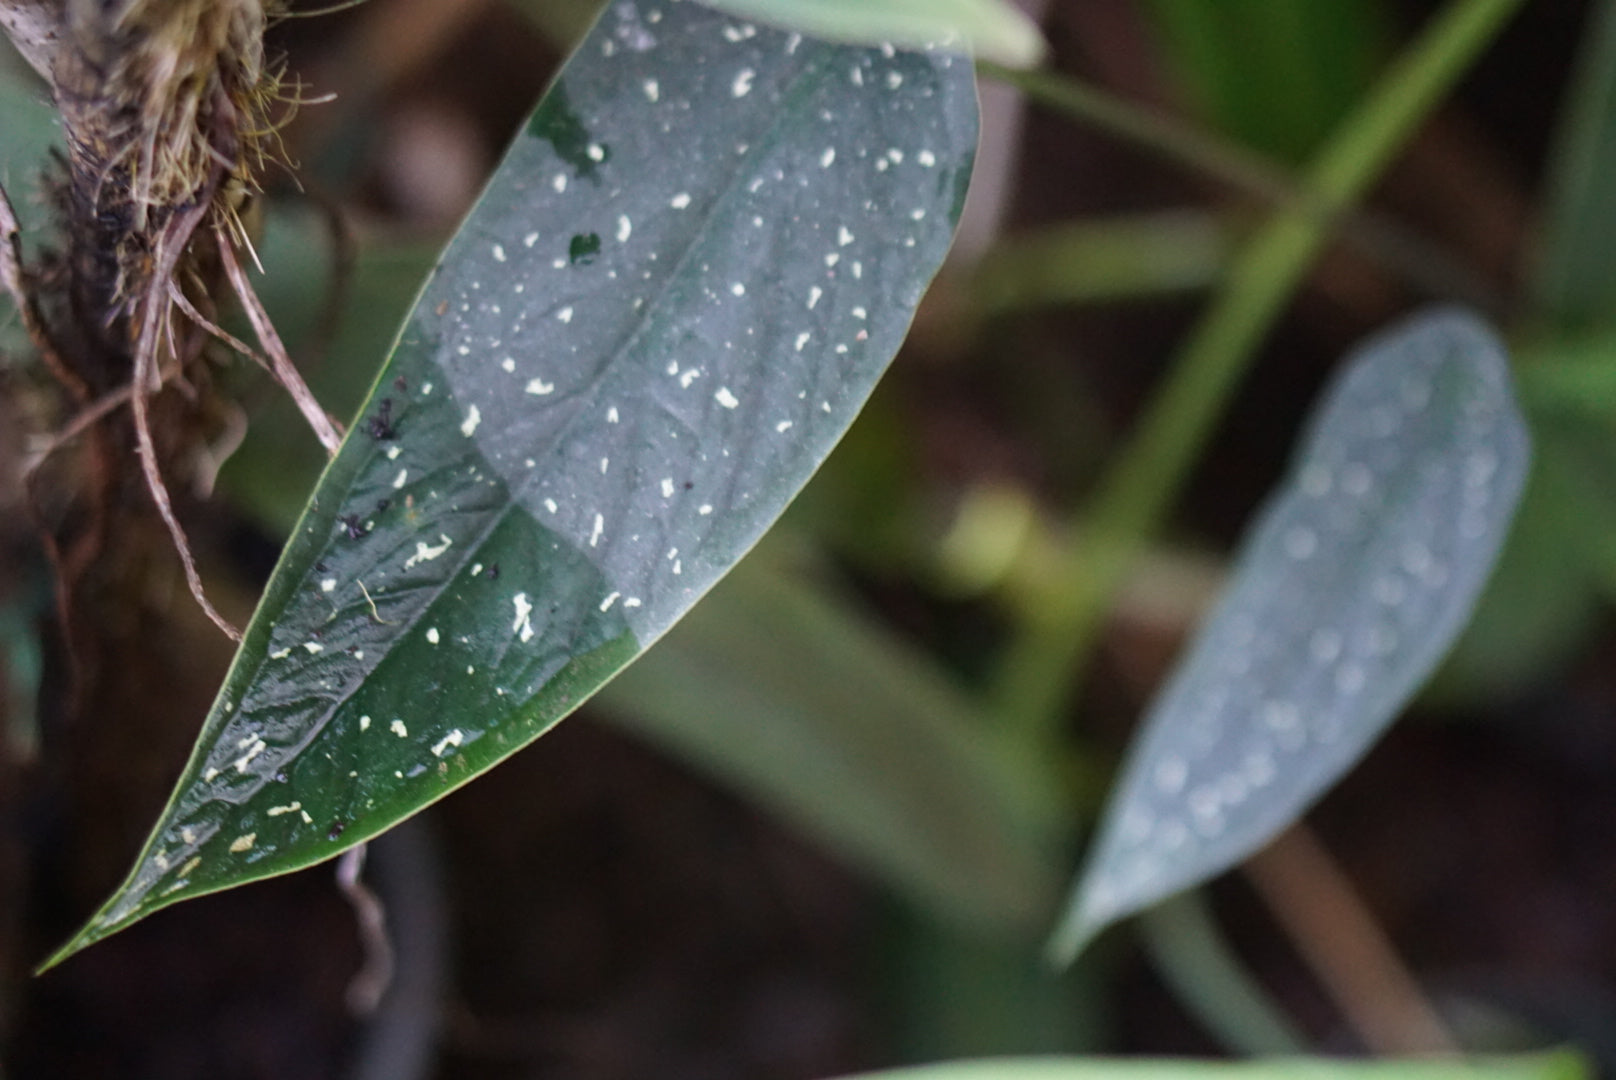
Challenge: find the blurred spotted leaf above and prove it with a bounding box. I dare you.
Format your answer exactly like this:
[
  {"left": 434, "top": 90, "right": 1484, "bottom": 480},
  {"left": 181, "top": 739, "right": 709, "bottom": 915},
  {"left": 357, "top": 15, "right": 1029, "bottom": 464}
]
[
  {"left": 45, "top": 0, "right": 978, "bottom": 966},
  {"left": 1050, "top": 309, "right": 1531, "bottom": 962}
]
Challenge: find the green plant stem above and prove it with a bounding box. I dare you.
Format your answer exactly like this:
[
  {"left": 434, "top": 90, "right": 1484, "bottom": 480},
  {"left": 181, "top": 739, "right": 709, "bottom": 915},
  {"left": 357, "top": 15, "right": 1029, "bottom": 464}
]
[
  {"left": 1528, "top": 0, "right": 1616, "bottom": 331},
  {"left": 978, "top": 62, "right": 1308, "bottom": 212},
  {"left": 971, "top": 211, "right": 1241, "bottom": 315},
  {"left": 990, "top": 0, "right": 1527, "bottom": 741},
  {"left": 981, "top": 60, "right": 1499, "bottom": 315},
  {"left": 1136, "top": 891, "right": 1307, "bottom": 1055}
]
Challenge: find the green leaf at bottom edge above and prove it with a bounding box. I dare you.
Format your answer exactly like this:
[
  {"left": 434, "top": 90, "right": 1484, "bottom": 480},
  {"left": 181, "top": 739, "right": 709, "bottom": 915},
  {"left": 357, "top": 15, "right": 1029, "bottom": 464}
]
[{"left": 827, "top": 1051, "right": 1590, "bottom": 1080}]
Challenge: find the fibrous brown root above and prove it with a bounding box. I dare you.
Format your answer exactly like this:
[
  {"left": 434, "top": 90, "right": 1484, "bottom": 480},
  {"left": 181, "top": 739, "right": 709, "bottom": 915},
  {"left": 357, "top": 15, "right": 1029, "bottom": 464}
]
[{"left": 1, "top": 0, "right": 348, "bottom": 644}]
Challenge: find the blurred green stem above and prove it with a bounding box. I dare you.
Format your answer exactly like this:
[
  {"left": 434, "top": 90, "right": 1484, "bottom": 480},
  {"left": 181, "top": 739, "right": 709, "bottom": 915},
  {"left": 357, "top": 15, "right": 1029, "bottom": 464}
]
[
  {"left": 979, "top": 64, "right": 1496, "bottom": 308},
  {"left": 979, "top": 62, "right": 1309, "bottom": 212},
  {"left": 1137, "top": 891, "right": 1307, "bottom": 1055},
  {"left": 970, "top": 211, "right": 1241, "bottom": 314},
  {"left": 1527, "top": 0, "right": 1616, "bottom": 331},
  {"left": 990, "top": 0, "right": 1526, "bottom": 741}
]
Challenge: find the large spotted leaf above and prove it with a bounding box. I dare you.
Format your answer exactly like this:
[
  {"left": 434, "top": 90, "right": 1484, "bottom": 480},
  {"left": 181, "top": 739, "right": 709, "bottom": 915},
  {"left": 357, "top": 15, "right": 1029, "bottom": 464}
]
[
  {"left": 1049, "top": 310, "right": 1530, "bottom": 962},
  {"left": 47, "top": 0, "right": 977, "bottom": 965}
]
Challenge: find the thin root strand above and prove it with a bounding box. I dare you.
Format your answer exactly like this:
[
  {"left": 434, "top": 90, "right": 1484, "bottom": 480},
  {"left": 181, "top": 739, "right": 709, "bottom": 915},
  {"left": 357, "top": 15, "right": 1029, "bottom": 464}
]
[
  {"left": 216, "top": 224, "right": 343, "bottom": 456},
  {"left": 134, "top": 204, "right": 243, "bottom": 643}
]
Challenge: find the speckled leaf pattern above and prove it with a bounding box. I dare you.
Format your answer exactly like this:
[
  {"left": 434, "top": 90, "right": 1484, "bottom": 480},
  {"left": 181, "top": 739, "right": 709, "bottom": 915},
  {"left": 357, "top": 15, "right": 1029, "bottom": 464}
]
[
  {"left": 1050, "top": 310, "right": 1531, "bottom": 962},
  {"left": 47, "top": 0, "right": 977, "bottom": 965}
]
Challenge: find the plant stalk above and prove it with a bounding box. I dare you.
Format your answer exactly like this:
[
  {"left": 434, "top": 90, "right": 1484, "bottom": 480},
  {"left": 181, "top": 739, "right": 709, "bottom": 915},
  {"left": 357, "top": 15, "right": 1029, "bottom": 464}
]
[{"left": 991, "top": 0, "right": 1528, "bottom": 740}]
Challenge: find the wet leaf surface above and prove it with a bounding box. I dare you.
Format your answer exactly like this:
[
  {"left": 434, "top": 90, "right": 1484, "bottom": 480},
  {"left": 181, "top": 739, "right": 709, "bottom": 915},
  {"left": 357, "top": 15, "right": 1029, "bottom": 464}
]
[
  {"left": 47, "top": 0, "right": 977, "bottom": 965},
  {"left": 1051, "top": 310, "right": 1531, "bottom": 961}
]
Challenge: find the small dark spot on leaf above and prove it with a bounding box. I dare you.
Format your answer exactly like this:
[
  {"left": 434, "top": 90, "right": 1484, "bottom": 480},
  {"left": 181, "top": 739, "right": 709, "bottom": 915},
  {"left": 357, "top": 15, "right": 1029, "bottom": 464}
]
[
  {"left": 339, "top": 515, "right": 370, "bottom": 540},
  {"left": 327, "top": 821, "right": 346, "bottom": 841},
  {"left": 569, "top": 232, "right": 602, "bottom": 265},
  {"left": 315, "top": 561, "right": 328, "bottom": 573},
  {"left": 367, "top": 398, "right": 396, "bottom": 440},
  {"left": 529, "top": 83, "right": 605, "bottom": 180},
  {"left": 682, "top": 481, "right": 693, "bottom": 490},
  {"left": 394, "top": 375, "right": 408, "bottom": 393},
  {"left": 486, "top": 563, "right": 500, "bottom": 580},
  {"left": 376, "top": 499, "right": 391, "bottom": 512}
]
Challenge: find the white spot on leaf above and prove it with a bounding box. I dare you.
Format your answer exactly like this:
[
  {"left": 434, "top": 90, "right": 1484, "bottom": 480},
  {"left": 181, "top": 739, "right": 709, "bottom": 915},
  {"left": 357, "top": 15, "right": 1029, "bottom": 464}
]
[
  {"left": 512, "top": 593, "right": 535, "bottom": 642},
  {"left": 404, "top": 534, "right": 454, "bottom": 570}
]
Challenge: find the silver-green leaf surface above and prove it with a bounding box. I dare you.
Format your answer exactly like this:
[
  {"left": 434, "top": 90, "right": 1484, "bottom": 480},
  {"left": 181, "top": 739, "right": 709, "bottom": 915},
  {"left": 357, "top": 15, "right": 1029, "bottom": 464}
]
[
  {"left": 46, "top": 0, "right": 977, "bottom": 966},
  {"left": 1051, "top": 310, "right": 1531, "bottom": 962}
]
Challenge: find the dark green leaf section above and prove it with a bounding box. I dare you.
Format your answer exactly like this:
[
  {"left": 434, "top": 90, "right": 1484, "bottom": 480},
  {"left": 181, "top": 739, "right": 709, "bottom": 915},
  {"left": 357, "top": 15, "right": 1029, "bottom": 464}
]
[{"left": 47, "top": 0, "right": 977, "bottom": 964}]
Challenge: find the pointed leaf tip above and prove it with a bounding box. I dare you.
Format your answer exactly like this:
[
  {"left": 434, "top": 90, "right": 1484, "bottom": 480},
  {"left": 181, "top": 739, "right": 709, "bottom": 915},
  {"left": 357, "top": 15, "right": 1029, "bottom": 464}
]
[{"left": 1053, "top": 308, "right": 1531, "bottom": 959}]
